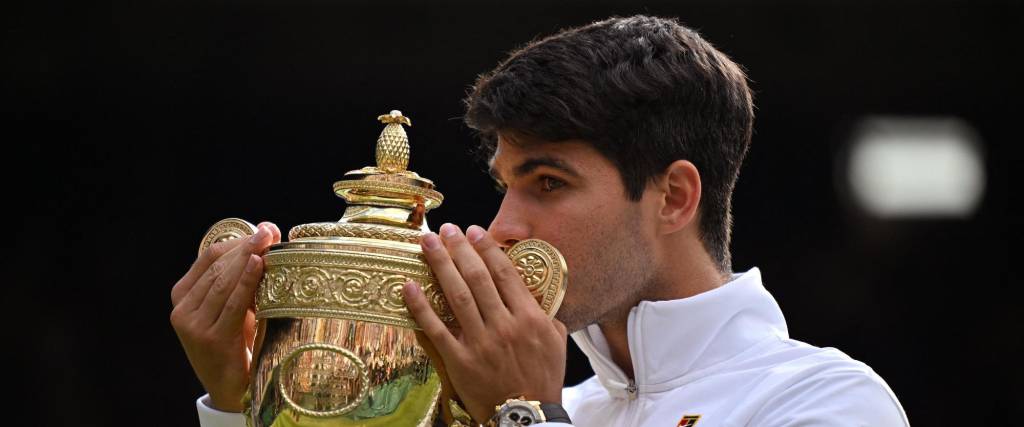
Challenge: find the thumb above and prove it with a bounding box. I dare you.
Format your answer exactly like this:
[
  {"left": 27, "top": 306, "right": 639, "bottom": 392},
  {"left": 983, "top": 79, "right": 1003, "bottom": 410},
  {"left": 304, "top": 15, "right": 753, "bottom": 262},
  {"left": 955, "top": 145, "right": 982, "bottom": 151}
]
[
  {"left": 243, "top": 310, "right": 257, "bottom": 351},
  {"left": 552, "top": 318, "right": 569, "bottom": 338}
]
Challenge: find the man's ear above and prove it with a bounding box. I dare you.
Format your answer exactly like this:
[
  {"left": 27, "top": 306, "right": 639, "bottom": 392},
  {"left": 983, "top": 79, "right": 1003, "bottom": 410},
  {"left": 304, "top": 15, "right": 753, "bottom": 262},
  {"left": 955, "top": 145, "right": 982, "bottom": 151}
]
[{"left": 655, "top": 160, "right": 701, "bottom": 235}]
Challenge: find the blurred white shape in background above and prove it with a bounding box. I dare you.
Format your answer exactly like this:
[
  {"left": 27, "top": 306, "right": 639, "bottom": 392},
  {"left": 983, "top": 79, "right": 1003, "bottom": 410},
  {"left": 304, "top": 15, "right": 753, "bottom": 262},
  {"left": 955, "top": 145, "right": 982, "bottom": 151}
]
[{"left": 847, "top": 117, "right": 985, "bottom": 219}]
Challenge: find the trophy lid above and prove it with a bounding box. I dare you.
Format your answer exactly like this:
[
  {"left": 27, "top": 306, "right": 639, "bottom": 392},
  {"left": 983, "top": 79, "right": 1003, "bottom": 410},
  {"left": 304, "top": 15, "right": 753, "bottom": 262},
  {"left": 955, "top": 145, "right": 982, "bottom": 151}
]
[
  {"left": 333, "top": 110, "right": 443, "bottom": 213},
  {"left": 287, "top": 110, "right": 442, "bottom": 243}
]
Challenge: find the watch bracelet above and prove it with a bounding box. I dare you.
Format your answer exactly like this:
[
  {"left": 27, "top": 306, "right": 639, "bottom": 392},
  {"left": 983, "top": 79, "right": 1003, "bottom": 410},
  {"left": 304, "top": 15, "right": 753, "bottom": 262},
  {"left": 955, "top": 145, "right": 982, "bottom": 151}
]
[{"left": 539, "top": 403, "right": 572, "bottom": 423}]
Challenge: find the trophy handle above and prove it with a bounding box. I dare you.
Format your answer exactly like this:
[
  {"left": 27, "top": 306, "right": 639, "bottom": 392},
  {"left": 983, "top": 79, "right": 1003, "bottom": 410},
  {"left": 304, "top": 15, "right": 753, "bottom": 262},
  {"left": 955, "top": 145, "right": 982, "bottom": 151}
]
[
  {"left": 198, "top": 218, "right": 259, "bottom": 257},
  {"left": 505, "top": 239, "right": 568, "bottom": 319},
  {"left": 275, "top": 343, "right": 371, "bottom": 418}
]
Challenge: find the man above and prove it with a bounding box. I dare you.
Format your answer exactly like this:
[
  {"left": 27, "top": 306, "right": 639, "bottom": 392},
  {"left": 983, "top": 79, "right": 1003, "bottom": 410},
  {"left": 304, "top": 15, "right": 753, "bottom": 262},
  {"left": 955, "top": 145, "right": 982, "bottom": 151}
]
[{"left": 172, "top": 15, "right": 909, "bottom": 426}]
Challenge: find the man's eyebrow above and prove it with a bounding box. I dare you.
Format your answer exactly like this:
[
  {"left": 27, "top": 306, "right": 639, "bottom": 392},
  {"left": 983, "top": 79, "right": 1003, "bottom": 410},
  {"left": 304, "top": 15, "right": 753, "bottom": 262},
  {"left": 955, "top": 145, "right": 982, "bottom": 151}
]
[{"left": 489, "top": 155, "right": 581, "bottom": 182}]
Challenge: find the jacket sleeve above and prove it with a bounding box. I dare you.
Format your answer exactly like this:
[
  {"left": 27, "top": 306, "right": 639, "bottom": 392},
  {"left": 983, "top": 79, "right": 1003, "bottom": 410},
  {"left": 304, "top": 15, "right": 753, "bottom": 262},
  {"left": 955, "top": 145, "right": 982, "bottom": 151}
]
[
  {"left": 196, "top": 394, "right": 247, "bottom": 427},
  {"left": 196, "top": 392, "right": 578, "bottom": 427},
  {"left": 196, "top": 393, "right": 575, "bottom": 427},
  {"left": 750, "top": 370, "right": 910, "bottom": 427}
]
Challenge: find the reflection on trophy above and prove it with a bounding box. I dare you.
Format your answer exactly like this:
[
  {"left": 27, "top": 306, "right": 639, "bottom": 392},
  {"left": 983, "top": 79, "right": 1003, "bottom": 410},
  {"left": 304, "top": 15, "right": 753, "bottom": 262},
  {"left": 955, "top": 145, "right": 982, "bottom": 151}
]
[{"left": 197, "top": 110, "right": 568, "bottom": 426}]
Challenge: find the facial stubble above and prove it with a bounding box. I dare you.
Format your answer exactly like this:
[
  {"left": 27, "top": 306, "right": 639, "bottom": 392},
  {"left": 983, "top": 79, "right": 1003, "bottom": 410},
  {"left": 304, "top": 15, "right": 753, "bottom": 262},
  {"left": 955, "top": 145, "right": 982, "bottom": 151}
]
[{"left": 555, "top": 211, "right": 655, "bottom": 333}]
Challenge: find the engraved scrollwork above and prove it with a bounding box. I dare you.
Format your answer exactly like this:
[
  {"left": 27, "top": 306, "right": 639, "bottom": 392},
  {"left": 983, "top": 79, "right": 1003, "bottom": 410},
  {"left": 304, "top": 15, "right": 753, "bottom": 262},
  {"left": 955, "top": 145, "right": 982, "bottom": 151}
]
[
  {"left": 256, "top": 252, "right": 456, "bottom": 328},
  {"left": 336, "top": 270, "right": 373, "bottom": 308},
  {"left": 264, "top": 266, "right": 293, "bottom": 305},
  {"left": 379, "top": 276, "right": 410, "bottom": 312},
  {"left": 252, "top": 241, "right": 560, "bottom": 328},
  {"left": 294, "top": 267, "right": 334, "bottom": 303}
]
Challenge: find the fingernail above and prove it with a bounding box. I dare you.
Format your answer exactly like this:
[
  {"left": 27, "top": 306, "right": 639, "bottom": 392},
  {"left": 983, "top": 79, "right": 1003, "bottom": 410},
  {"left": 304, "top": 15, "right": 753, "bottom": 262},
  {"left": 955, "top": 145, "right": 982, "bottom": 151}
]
[
  {"left": 466, "top": 225, "right": 485, "bottom": 243},
  {"left": 422, "top": 233, "right": 441, "bottom": 250},
  {"left": 245, "top": 255, "right": 260, "bottom": 273},
  {"left": 403, "top": 281, "right": 421, "bottom": 297},
  {"left": 440, "top": 223, "right": 460, "bottom": 238}
]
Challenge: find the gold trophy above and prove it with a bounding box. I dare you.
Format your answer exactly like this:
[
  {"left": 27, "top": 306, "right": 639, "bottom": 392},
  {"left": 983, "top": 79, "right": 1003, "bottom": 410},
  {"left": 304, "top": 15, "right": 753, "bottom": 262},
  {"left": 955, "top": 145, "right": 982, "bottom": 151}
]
[{"left": 197, "top": 110, "right": 568, "bottom": 427}]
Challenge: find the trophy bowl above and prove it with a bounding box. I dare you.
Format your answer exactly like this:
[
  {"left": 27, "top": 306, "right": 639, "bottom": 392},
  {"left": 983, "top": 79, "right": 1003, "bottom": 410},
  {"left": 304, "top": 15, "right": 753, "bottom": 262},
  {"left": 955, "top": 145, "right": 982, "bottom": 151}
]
[{"left": 197, "top": 111, "right": 567, "bottom": 427}]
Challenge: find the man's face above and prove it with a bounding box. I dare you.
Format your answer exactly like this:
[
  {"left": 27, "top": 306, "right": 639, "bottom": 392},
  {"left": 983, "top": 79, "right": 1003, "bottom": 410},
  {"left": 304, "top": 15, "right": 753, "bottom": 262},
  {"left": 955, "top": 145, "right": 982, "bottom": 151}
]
[{"left": 487, "top": 133, "right": 657, "bottom": 333}]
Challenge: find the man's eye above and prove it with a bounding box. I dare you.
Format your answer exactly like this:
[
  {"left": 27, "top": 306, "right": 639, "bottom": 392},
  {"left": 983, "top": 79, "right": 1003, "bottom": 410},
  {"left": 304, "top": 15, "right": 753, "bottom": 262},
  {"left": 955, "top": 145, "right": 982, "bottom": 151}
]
[
  {"left": 541, "top": 176, "right": 566, "bottom": 192},
  {"left": 493, "top": 182, "right": 508, "bottom": 194}
]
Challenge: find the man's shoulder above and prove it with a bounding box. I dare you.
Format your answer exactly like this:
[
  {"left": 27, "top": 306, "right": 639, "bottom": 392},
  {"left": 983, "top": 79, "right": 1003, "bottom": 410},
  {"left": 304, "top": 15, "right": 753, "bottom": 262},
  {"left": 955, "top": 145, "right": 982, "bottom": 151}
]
[
  {"left": 752, "top": 338, "right": 881, "bottom": 378},
  {"left": 739, "top": 339, "right": 909, "bottom": 426}
]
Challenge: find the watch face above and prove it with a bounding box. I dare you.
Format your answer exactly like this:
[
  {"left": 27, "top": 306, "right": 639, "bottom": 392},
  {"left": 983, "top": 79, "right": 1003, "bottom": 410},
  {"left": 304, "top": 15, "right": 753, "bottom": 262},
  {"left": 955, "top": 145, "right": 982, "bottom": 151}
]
[{"left": 498, "top": 401, "right": 543, "bottom": 427}]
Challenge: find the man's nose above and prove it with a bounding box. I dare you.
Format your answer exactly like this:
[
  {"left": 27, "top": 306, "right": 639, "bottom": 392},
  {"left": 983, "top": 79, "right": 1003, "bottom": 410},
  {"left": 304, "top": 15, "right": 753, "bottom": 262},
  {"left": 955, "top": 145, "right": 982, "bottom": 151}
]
[{"left": 487, "top": 195, "right": 530, "bottom": 248}]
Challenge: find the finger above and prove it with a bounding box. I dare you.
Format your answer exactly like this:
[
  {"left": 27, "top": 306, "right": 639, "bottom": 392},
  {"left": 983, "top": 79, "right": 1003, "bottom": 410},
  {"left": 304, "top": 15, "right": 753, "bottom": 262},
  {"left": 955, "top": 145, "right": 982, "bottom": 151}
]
[
  {"left": 404, "top": 281, "right": 459, "bottom": 352},
  {"left": 213, "top": 254, "right": 263, "bottom": 334},
  {"left": 552, "top": 318, "right": 569, "bottom": 338},
  {"left": 243, "top": 309, "right": 257, "bottom": 351},
  {"left": 443, "top": 224, "right": 509, "bottom": 321},
  {"left": 181, "top": 225, "right": 272, "bottom": 319},
  {"left": 421, "top": 228, "right": 485, "bottom": 335},
  {"left": 257, "top": 221, "right": 282, "bottom": 245},
  {"left": 173, "top": 219, "right": 276, "bottom": 307},
  {"left": 177, "top": 243, "right": 246, "bottom": 313},
  {"left": 195, "top": 226, "right": 274, "bottom": 324},
  {"left": 466, "top": 225, "right": 537, "bottom": 313},
  {"left": 172, "top": 237, "right": 247, "bottom": 306}
]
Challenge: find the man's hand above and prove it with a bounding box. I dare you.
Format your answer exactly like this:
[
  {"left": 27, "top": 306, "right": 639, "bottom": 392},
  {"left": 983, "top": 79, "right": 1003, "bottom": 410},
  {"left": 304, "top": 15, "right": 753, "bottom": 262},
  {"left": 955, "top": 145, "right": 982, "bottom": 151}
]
[
  {"left": 170, "top": 222, "right": 281, "bottom": 412},
  {"left": 402, "top": 223, "right": 568, "bottom": 423}
]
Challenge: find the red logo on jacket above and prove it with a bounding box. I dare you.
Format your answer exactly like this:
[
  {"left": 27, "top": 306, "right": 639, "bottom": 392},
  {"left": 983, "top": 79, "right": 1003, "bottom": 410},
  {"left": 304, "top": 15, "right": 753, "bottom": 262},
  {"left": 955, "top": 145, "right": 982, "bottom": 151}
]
[{"left": 677, "top": 414, "right": 701, "bottom": 427}]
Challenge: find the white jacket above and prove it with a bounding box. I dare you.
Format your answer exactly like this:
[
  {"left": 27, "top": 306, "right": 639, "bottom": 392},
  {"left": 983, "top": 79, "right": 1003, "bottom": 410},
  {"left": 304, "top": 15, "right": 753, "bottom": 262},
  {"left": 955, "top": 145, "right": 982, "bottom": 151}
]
[
  {"left": 197, "top": 268, "right": 908, "bottom": 426},
  {"left": 559, "top": 268, "right": 908, "bottom": 426}
]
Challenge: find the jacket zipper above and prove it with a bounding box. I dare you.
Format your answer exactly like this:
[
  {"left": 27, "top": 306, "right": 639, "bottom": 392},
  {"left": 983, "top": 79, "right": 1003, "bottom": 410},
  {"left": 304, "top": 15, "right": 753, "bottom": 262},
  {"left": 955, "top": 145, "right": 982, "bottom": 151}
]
[
  {"left": 627, "top": 304, "right": 644, "bottom": 426},
  {"left": 572, "top": 305, "right": 645, "bottom": 423}
]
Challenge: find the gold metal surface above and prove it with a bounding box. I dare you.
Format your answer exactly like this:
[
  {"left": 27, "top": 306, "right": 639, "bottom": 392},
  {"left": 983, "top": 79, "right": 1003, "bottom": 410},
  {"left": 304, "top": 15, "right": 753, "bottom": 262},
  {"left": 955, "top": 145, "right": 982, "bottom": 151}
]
[
  {"left": 248, "top": 318, "right": 440, "bottom": 427},
  {"left": 277, "top": 343, "right": 370, "bottom": 417},
  {"left": 198, "top": 218, "right": 258, "bottom": 256},
  {"left": 196, "top": 110, "right": 568, "bottom": 426},
  {"left": 332, "top": 179, "right": 443, "bottom": 211},
  {"left": 289, "top": 222, "right": 424, "bottom": 244},
  {"left": 447, "top": 399, "right": 474, "bottom": 426},
  {"left": 256, "top": 245, "right": 455, "bottom": 328},
  {"left": 375, "top": 110, "right": 412, "bottom": 173},
  {"left": 505, "top": 239, "right": 568, "bottom": 318}
]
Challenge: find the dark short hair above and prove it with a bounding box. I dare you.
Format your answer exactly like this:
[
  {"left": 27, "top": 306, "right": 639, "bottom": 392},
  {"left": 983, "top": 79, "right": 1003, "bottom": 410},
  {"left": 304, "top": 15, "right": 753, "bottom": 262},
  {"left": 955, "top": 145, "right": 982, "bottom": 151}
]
[{"left": 464, "top": 15, "right": 754, "bottom": 273}]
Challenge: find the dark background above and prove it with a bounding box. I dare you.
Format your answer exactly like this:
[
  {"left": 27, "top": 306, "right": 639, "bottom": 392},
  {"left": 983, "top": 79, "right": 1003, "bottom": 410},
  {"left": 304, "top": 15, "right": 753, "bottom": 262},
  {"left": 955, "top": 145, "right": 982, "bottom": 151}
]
[{"left": 6, "top": 0, "right": 1019, "bottom": 425}]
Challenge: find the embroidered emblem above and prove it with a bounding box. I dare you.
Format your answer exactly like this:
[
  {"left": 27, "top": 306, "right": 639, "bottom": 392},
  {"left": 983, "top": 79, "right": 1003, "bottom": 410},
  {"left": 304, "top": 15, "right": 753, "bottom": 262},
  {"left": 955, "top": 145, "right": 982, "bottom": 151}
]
[{"left": 677, "top": 414, "right": 701, "bottom": 427}]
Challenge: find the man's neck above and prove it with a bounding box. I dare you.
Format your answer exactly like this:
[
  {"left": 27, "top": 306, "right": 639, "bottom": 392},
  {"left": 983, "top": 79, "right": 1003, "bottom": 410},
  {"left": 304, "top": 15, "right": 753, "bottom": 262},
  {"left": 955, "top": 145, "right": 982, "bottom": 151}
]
[
  {"left": 598, "top": 317, "right": 635, "bottom": 378},
  {"left": 595, "top": 252, "right": 730, "bottom": 380}
]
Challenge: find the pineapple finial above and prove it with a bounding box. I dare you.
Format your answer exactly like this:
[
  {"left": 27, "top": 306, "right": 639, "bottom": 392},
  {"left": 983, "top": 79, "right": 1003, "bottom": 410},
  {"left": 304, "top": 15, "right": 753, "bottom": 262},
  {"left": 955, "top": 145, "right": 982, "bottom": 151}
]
[{"left": 375, "top": 110, "right": 412, "bottom": 172}]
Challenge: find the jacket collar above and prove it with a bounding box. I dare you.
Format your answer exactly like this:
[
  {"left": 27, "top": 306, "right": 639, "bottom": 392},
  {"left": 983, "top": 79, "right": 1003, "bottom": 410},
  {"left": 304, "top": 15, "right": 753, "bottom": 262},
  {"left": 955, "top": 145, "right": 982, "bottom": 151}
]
[{"left": 570, "top": 268, "right": 789, "bottom": 398}]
